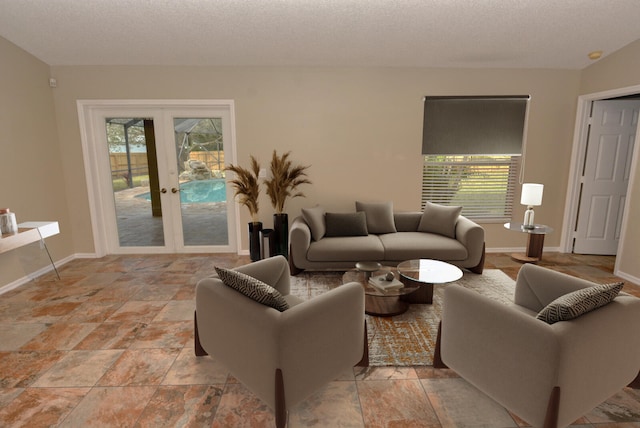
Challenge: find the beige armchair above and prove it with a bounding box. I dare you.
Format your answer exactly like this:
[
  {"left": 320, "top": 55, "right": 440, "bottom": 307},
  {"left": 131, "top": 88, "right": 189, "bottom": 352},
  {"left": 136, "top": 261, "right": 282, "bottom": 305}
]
[
  {"left": 194, "top": 255, "right": 368, "bottom": 428},
  {"left": 435, "top": 263, "right": 640, "bottom": 428}
]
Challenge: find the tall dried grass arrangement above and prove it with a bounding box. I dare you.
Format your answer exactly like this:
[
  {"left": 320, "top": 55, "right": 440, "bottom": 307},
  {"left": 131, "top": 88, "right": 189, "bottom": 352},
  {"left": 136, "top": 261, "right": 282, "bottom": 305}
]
[
  {"left": 225, "top": 156, "right": 261, "bottom": 223},
  {"left": 265, "top": 150, "right": 311, "bottom": 213}
]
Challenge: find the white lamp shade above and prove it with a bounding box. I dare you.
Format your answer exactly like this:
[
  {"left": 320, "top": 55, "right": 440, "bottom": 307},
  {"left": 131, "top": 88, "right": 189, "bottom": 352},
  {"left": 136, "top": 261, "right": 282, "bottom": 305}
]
[{"left": 521, "top": 183, "right": 544, "bottom": 206}]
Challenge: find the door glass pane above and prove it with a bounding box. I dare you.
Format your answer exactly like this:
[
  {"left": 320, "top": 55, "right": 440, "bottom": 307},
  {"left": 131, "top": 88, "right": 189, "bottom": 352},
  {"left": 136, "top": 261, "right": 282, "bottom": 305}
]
[
  {"left": 106, "top": 118, "right": 165, "bottom": 247},
  {"left": 174, "top": 118, "right": 228, "bottom": 246}
]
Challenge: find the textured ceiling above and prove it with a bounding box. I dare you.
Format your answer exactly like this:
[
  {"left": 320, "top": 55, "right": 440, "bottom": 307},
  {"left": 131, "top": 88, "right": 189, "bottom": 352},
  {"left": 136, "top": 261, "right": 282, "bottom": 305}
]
[{"left": 1, "top": 0, "right": 640, "bottom": 69}]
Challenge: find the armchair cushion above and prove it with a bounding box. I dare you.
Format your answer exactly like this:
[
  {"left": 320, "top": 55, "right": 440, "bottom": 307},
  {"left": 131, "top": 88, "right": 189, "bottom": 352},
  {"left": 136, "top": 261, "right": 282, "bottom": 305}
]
[
  {"left": 214, "top": 266, "right": 290, "bottom": 312},
  {"left": 324, "top": 212, "right": 368, "bottom": 237},
  {"left": 356, "top": 201, "right": 397, "bottom": 234},
  {"left": 536, "top": 281, "right": 624, "bottom": 324},
  {"left": 418, "top": 201, "right": 462, "bottom": 238}
]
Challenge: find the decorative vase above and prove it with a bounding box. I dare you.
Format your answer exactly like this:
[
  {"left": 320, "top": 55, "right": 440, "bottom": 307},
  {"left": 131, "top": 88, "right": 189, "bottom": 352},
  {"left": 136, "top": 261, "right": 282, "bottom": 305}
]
[
  {"left": 273, "top": 213, "right": 289, "bottom": 259},
  {"left": 249, "top": 222, "right": 263, "bottom": 262}
]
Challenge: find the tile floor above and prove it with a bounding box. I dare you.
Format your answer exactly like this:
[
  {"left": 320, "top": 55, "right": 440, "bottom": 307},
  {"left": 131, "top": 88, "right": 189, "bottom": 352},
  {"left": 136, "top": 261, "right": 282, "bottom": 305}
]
[{"left": 1, "top": 252, "right": 640, "bottom": 427}]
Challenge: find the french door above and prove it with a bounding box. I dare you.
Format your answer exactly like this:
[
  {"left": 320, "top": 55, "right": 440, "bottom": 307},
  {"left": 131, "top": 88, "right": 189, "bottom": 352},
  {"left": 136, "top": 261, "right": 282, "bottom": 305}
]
[{"left": 78, "top": 100, "right": 238, "bottom": 255}]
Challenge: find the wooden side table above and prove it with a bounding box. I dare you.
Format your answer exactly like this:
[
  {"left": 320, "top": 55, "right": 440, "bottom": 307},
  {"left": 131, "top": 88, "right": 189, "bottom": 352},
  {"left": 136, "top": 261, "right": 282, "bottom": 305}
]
[{"left": 504, "top": 222, "right": 553, "bottom": 263}]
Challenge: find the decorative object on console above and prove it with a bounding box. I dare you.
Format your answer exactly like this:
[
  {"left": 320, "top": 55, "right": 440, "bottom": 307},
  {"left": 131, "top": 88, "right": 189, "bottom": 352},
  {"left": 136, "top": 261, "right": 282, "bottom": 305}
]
[
  {"left": 264, "top": 150, "right": 311, "bottom": 259},
  {"left": 225, "top": 156, "right": 263, "bottom": 261},
  {"left": 0, "top": 208, "right": 18, "bottom": 235},
  {"left": 521, "top": 183, "right": 544, "bottom": 229}
]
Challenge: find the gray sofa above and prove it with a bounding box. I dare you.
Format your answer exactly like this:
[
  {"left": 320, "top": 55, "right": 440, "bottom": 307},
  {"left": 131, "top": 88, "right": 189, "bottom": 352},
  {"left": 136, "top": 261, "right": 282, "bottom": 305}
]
[{"left": 289, "top": 201, "right": 485, "bottom": 275}]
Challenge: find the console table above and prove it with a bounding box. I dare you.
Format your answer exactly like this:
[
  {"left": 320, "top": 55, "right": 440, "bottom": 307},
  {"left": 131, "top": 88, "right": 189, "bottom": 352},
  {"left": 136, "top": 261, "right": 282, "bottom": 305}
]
[
  {"left": 504, "top": 222, "right": 553, "bottom": 263},
  {"left": 0, "top": 221, "right": 60, "bottom": 278}
]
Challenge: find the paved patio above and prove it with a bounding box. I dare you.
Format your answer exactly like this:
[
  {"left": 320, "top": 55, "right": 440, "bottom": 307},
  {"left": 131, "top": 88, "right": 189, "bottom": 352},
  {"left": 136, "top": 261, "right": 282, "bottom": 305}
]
[{"left": 114, "top": 186, "right": 229, "bottom": 247}]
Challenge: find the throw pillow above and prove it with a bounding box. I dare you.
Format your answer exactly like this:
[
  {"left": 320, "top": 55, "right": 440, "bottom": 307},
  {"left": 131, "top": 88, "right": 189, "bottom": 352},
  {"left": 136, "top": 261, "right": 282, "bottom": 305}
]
[
  {"left": 536, "top": 281, "right": 624, "bottom": 324},
  {"left": 214, "top": 266, "right": 290, "bottom": 312},
  {"left": 356, "top": 201, "right": 397, "bottom": 234},
  {"left": 417, "top": 201, "right": 462, "bottom": 238},
  {"left": 301, "top": 205, "right": 326, "bottom": 241},
  {"left": 324, "top": 212, "right": 368, "bottom": 237}
]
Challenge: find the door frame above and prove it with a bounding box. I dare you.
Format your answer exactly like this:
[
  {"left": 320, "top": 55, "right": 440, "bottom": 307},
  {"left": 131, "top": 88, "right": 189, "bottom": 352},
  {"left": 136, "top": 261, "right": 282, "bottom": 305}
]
[
  {"left": 77, "top": 99, "right": 240, "bottom": 257},
  {"left": 561, "top": 84, "right": 640, "bottom": 274}
]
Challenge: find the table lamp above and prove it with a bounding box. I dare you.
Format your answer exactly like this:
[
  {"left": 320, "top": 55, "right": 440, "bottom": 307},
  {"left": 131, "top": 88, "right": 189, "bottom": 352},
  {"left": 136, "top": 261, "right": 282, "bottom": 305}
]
[{"left": 521, "top": 183, "right": 544, "bottom": 229}]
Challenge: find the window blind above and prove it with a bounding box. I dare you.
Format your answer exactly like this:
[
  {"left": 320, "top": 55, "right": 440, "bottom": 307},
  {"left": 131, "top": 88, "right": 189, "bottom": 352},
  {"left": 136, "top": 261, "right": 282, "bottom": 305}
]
[
  {"left": 422, "top": 96, "right": 530, "bottom": 155},
  {"left": 422, "top": 155, "right": 520, "bottom": 221}
]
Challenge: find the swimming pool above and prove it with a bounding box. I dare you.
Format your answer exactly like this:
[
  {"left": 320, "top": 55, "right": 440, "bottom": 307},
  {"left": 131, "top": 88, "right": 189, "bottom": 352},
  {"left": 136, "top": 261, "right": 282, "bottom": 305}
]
[{"left": 136, "top": 179, "right": 227, "bottom": 203}]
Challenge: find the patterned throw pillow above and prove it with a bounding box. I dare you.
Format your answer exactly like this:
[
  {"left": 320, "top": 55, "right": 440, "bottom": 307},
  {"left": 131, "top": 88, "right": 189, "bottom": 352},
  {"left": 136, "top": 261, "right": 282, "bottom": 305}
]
[
  {"left": 536, "top": 282, "right": 623, "bottom": 324},
  {"left": 214, "top": 266, "right": 290, "bottom": 312}
]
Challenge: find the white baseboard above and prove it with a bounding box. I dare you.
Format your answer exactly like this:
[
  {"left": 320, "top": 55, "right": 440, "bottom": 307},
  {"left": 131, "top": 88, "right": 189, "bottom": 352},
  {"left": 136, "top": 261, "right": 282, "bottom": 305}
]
[
  {"left": 486, "top": 246, "right": 562, "bottom": 254},
  {"left": 0, "top": 252, "right": 95, "bottom": 295},
  {"left": 614, "top": 270, "right": 640, "bottom": 286}
]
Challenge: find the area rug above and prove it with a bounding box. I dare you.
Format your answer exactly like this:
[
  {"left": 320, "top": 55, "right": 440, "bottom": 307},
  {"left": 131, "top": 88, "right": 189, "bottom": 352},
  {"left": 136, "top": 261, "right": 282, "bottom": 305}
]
[{"left": 290, "top": 269, "right": 516, "bottom": 366}]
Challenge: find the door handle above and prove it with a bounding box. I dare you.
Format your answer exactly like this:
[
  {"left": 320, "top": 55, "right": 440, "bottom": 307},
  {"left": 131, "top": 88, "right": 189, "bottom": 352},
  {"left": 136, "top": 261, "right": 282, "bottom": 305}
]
[
  {"left": 171, "top": 188, "right": 179, "bottom": 194},
  {"left": 161, "top": 188, "right": 167, "bottom": 193}
]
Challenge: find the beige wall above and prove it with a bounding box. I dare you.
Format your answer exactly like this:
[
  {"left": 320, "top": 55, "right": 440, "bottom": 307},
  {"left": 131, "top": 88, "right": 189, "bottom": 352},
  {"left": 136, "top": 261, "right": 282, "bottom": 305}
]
[
  {"left": 50, "top": 65, "right": 581, "bottom": 253},
  {"left": 0, "top": 37, "right": 71, "bottom": 285},
  {"left": 0, "top": 34, "right": 595, "bottom": 281},
  {"left": 580, "top": 40, "right": 640, "bottom": 280}
]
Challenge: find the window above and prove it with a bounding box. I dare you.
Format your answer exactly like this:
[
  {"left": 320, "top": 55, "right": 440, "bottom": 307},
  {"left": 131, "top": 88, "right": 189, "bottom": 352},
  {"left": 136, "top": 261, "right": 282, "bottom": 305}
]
[
  {"left": 421, "top": 96, "right": 529, "bottom": 221},
  {"left": 422, "top": 155, "right": 520, "bottom": 221}
]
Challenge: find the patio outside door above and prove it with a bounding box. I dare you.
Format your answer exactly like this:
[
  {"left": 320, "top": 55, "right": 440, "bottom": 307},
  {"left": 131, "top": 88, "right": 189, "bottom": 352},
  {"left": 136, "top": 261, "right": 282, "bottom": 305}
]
[{"left": 79, "top": 101, "right": 238, "bottom": 255}]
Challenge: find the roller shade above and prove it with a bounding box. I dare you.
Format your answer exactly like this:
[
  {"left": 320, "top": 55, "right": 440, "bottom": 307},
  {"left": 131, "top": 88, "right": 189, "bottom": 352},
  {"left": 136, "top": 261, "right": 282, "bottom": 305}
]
[{"left": 422, "top": 96, "right": 530, "bottom": 155}]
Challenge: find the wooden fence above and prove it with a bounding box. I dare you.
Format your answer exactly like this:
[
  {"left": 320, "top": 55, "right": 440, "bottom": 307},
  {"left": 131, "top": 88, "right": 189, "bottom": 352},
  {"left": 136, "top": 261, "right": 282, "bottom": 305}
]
[{"left": 110, "top": 151, "right": 225, "bottom": 179}]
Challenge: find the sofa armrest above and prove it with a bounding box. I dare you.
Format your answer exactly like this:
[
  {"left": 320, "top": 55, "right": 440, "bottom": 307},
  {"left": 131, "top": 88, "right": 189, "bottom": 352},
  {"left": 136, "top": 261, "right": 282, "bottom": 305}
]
[
  {"left": 514, "top": 263, "right": 606, "bottom": 312},
  {"left": 234, "top": 255, "right": 291, "bottom": 295},
  {"left": 454, "top": 216, "right": 485, "bottom": 267},
  {"left": 290, "top": 216, "right": 312, "bottom": 269},
  {"left": 441, "top": 285, "right": 560, "bottom": 414}
]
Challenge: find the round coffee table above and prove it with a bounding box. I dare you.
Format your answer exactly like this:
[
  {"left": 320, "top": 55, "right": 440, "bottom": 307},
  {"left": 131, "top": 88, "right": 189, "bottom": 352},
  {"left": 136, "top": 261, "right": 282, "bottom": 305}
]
[
  {"left": 342, "top": 267, "right": 419, "bottom": 317},
  {"left": 396, "top": 259, "right": 463, "bottom": 304}
]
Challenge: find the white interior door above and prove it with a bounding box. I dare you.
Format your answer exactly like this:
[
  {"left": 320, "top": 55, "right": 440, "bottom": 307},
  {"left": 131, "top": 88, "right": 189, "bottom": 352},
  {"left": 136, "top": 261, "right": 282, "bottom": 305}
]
[
  {"left": 574, "top": 99, "right": 640, "bottom": 255},
  {"left": 78, "top": 100, "right": 238, "bottom": 255}
]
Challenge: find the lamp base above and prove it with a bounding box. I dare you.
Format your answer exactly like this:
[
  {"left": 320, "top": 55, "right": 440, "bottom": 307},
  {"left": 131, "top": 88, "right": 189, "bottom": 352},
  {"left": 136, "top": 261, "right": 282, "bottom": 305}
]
[{"left": 523, "top": 207, "right": 535, "bottom": 229}]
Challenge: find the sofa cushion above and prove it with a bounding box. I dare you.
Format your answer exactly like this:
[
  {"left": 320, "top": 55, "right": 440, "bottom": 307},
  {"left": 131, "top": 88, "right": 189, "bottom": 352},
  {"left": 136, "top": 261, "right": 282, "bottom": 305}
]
[
  {"left": 393, "top": 212, "right": 422, "bottom": 232},
  {"left": 307, "top": 235, "right": 385, "bottom": 262},
  {"left": 214, "top": 266, "right": 290, "bottom": 312},
  {"left": 418, "top": 202, "right": 462, "bottom": 238},
  {"left": 380, "top": 231, "right": 468, "bottom": 261},
  {"left": 324, "top": 212, "right": 368, "bottom": 237},
  {"left": 356, "top": 201, "right": 397, "bottom": 234},
  {"left": 536, "top": 281, "right": 624, "bottom": 324},
  {"left": 301, "top": 205, "right": 326, "bottom": 241}
]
